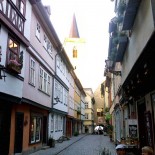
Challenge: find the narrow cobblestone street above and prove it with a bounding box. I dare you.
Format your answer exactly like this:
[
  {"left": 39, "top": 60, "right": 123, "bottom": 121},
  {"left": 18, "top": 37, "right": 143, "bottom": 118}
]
[{"left": 30, "top": 134, "right": 116, "bottom": 155}]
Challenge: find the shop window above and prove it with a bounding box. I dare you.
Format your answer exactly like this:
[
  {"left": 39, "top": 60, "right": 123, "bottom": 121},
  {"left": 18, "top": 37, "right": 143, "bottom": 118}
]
[
  {"left": 51, "top": 114, "right": 54, "bottom": 132},
  {"left": 30, "top": 116, "right": 42, "bottom": 143}
]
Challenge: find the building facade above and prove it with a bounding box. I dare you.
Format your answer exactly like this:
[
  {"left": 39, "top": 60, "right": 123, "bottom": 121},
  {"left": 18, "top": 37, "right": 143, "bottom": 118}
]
[
  {"left": 105, "top": 0, "right": 155, "bottom": 152},
  {"left": 0, "top": 0, "right": 86, "bottom": 154},
  {"left": 83, "top": 88, "right": 95, "bottom": 134}
]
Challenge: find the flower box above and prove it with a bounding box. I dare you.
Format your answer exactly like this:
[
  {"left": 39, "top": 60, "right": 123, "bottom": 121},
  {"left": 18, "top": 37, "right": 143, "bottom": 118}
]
[{"left": 7, "top": 59, "right": 21, "bottom": 74}]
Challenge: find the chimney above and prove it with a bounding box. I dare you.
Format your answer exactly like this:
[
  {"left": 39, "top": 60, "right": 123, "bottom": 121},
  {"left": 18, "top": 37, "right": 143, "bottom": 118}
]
[{"left": 44, "top": 5, "right": 51, "bottom": 17}]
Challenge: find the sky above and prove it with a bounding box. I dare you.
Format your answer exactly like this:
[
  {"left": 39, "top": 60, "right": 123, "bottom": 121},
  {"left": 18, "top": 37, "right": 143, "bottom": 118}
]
[{"left": 42, "top": 0, "right": 115, "bottom": 91}]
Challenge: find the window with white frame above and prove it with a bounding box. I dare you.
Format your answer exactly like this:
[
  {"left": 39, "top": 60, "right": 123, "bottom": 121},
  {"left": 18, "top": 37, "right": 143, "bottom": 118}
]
[
  {"left": 85, "top": 113, "right": 88, "bottom": 119},
  {"left": 36, "top": 23, "right": 41, "bottom": 40},
  {"left": 57, "top": 57, "right": 60, "bottom": 68},
  {"left": 30, "top": 116, "right": 42, "bottom": 143},
  {"left": 60, "top": 60, "right": 62, "bottom": 71},
  {"left": 85, "top": 102, "right": 88, "bottom": 109},
  {"left": 29, "top": 57, "right": 35, "bottom": 86},
  {"left": 64, "top": 89, "right": 68, "bottom": 106},
  {"left": 51, "top": 114, "right": 54, "bottom": 132},
  {"left": 60, "top": 85, "right": 63, "bottom": 103},
  {"left": 55, "top": 115, "right": 58, "bottom": 131},
  {"left": 43, "top": 35, "right": 53, "bottom": 56},
  {"left": 39, "top": 67, "right": 51, "bottom": 94},
  {"left": 43, "top": 34, "right": 48, "bottom": 50},
  {"left": 58, "top": 116, "right": 61, "bottom": 131},
  {"left": 47, "top": 41, "right": 52, "bottom": 56},
  {"left": 55, "top": 80, "right": 63, "bottom": 102},
  {"left": 60, "top": 116, "right": 63, "bottom": 131}
]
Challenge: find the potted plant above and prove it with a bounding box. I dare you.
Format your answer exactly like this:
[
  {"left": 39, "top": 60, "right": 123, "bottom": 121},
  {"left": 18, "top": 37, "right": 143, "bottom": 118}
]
[
  {"left": 107, "top": 124, "right": 113, "bottom": 141},
  {"left": 74, "top": 131, "right": 79, "bottom": 136},
  {"left": 117, "top": 2, "right": 126, "bottom": 15},
  {"left": 48, "top": 137, "right": 55, "bottom": 147},
  {"left": 133, "top": 137, "right": 139, "bottom": 145}
]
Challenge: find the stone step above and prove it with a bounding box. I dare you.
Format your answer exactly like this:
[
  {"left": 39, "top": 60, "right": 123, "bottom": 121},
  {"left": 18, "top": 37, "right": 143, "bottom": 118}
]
[{"left": 41, "top": 146, "right": 50, "bottom": 150}]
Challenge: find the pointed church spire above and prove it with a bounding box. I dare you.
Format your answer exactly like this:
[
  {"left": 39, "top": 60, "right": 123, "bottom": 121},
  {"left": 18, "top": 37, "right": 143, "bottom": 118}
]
[{"left": 69, "top": 14, "right": 80, "bottom": 38}]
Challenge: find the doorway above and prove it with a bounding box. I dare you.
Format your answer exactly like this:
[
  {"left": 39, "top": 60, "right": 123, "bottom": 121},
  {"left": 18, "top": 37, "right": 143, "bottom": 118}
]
[
  {"left": 43, "top": 116, "right": 47, "bottom": 144},
  {"left": 137, "top": 99, "right": 147, "bottom": 148},
  {"left": 14, "top": 112, "right": 24, "bottom": 153},
  {"left": 0, "top": 106, "right": 11, "bottom": 155}
]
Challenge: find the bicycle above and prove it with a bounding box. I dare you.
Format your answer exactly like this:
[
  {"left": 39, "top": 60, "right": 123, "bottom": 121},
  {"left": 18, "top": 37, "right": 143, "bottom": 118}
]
[{"left": 57, "top": 135, "right": 70, "bottom": 143}]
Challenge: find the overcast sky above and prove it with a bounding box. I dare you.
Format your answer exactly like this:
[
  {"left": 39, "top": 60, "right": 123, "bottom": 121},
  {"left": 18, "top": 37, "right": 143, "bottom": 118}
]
[{"left": 42, "top": 0, "right": 115, "bottom": 91}]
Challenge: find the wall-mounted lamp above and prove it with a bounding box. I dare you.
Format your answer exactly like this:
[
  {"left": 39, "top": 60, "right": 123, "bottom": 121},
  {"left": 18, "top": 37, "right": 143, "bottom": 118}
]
[
  {"left": 105, "top": 59, "right": 121, "bottom": 76},
  {"left": 53, "top": 96, "right": 60, "bottom": 105},
  {"left": 0, "top": 65, "right": 6, "bottom": 80},
  {"left": 105, "top": 59, "right": 113, "bottom": 69}
]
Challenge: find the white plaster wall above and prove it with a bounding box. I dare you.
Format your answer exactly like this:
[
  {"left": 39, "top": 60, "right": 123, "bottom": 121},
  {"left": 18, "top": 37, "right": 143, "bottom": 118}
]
[
  {"left": 56, "top": 55, "right": 69, "bottom": 87},
  {"left": 122, "top": 0, "right": 154, "bottom": 83},
  {"left": 22, "top": 51, "right": 52, "bottom": 108},
  {"left": 24, "top": 0, "right": 31, "bottom": 40},
  {"left": 30, "top": 10, "right": 55, "bottom": 70},
  {"left": 0, "top": 25, "right": 26, "bottom": 98}
]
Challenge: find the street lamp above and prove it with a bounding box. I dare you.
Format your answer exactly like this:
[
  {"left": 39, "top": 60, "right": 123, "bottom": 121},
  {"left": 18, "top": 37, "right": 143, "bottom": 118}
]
[
  {"left": 105, "top": 59, "right": 113, "bottom": 69},
  {"left": 53, "top": 96, "right": 60, "bottom": 105},
  {"left": 105, "top": 59, "right": 121, "bottom": 76}
]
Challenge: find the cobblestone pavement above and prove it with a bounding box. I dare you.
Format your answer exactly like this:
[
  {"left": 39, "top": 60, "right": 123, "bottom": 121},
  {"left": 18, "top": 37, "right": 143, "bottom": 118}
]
[{"left": 29, "top": 134, "right": 116, "bottom": 155}]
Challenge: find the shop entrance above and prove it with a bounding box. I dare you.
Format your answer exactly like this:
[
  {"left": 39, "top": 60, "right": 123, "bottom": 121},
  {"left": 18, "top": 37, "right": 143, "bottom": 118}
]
[
  {"left": 137, "top": 99, "right": 147, "bottom": 148},
  {"left": 14, "top": 112, "right": 24, "bottom": 153}
]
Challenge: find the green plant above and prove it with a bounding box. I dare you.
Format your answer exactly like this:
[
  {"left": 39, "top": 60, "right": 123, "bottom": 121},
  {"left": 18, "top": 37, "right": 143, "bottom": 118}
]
[
  {"left": 74, "top": 131, "right": 79, "bottom": 136},
  {"left": 107, "top": 124, "right": 113, "bottom": 134},
  {"left": 48, "top": 137, "right": 55, "bottom": 147}
]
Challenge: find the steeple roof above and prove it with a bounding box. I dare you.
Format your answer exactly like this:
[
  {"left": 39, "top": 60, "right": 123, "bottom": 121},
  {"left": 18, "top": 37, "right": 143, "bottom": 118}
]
[{"left": 69, "top": 14, "right": 80, "bottom": 38}]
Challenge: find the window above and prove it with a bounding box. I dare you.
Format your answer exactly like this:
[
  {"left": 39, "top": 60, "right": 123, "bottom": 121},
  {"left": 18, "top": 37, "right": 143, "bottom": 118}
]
[
  {"left": 47, "top": 41, "right": 52, "bottom": 56},
  {"left": 64, "top": 89, "right": 68, "bottom": 106},
  {"left": 44, "top": 35, "right": 52, "bottom": 56},
  {"left": 17, "top": 0, "right": 25, "bottom": 15},
  {"left": 51, "top": 114, "right": 54, "bottom": 132},
  {"left": 43, "top": 34, "right": 48, "bottom": 50},
  {"left": 55, "top": 115, "right": 58, "bottom": 131},
  {"left": 29, "top": 58, "right": 35, "bottom": 86},
  {"left": 36, "top": 23, "right": 41, "bottom": 40},
  {"left": 85, "top": 102, "right": 88, "bottom": 109},
  {"left": 39, "top": 67, "right": 51, "bottom": 94},
  {"left": 12, "top": 0, "right": 25, "bottom": 15},
  {"left": 8, "top": 37, "right": 19, "bottom": 63},
  {"left": 57, "top": 57, "right": 60, "bottom": 68},
  {"left": 55, "top": 81, "right": 63, "bottom": 103},
  {"left": 97, "top": 108, "right": 103, "bottom": 116},
  {"left": 30, "top": 116, "right": 42, "bottom": 143},
  {"left": 85, "top": 113, "right": 88, "bottom": 119},
  {"left": 73, "top": 46, "right": 77, "bottom": 58}
]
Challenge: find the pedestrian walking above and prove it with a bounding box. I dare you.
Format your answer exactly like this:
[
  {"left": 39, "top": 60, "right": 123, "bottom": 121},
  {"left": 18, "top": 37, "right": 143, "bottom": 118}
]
[
  {"left": 115, "top": 144, "right": 127, "bottom": 155},
  {"left": 141, "top": 146, "right": 153, "bottom": 155}
]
